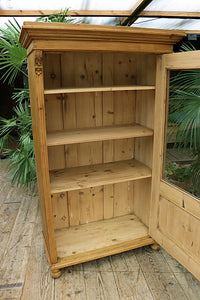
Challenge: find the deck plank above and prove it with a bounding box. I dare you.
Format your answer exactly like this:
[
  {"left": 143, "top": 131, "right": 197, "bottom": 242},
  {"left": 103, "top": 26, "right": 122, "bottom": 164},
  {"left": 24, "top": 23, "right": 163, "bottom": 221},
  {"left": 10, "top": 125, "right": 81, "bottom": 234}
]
[
  {"left": 82, "top": 259, "right": 120, "bottom": 300},
  {"left": 0, "top": 192, "right": 38, "bottom": 285},
  {"left": 110, "top": 251, "right": 140, "bottom": 272},
  {"left": 21, "top": 212, "right": 54, "bottom": 300},
  {"left": 84, "top": 270, "right": 120, "bottom": 300},
  {"left": 1, "top": 159, "right": 200, "bottom": 299},
  {"left": 55, "top": 270, "right": 86, "bottom": 300},
  {"left": 113, "top": 271, "right": 154, "bottom": 300},
  {"left": 0, "top": 286, "right": 22, "bottom": 300},
  {"left": 173, "top": 272, "right": 200, "bottom": 300},
  {"left": 135, "top": 247, "right": 188, "bottom": 299},
  {"left": 0, "top": 203, "right": 20, "bottom": 261}
]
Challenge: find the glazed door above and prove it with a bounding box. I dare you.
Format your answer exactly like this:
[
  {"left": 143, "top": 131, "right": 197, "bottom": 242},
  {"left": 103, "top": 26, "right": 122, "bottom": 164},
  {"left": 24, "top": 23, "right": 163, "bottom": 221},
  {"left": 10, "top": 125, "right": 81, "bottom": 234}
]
[{"left": 150, "top": 51, "right": 200, "bottom": 280}]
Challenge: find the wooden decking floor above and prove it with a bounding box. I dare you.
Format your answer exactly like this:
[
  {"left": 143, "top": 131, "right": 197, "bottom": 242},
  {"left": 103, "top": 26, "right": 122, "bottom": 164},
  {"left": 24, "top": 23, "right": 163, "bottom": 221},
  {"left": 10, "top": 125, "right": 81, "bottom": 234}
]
[
  {"left": 1, "top": 159, "right": 200, "bottom": 300},
  {"left": 166, "top": 148, "right": 196, "bottom": 164}
]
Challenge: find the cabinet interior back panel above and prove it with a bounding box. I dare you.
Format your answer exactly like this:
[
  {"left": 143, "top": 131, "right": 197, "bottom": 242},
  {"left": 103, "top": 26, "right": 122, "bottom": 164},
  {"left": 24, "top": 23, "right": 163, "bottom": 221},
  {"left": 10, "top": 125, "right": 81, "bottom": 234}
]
[{"left": 44, "top": 52, "right": 154, "bottom": 228}]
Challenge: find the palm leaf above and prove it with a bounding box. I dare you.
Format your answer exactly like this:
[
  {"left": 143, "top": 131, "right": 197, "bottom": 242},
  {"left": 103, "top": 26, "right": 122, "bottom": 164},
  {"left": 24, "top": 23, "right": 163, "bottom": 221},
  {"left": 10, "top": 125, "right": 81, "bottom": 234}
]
[{"left": 0, "top": 18, "right": 27, "bottom": 84}]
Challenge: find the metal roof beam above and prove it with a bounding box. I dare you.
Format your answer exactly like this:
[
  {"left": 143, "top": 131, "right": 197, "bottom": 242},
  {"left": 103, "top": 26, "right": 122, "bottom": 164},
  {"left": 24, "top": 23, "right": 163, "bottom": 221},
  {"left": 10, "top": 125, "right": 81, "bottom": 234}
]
[{"left": 121, "top": 0, "right": 153, "bottom": 26}]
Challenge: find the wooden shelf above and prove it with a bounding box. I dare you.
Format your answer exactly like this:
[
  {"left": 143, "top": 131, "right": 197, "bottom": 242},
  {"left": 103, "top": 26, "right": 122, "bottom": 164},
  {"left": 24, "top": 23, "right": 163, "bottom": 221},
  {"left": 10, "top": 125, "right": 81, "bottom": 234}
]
[
  {"left": 50, "top": 159, "right": 151, "bottom": 194},
  {"left": 44, "top": 85, "right": 155, "bottom": 95},
  {"left": 47, "top": 124, "right": 153, "bottom": 146},
  {"left": 54, "top": 214, "right": 154, "bottom": 267}
]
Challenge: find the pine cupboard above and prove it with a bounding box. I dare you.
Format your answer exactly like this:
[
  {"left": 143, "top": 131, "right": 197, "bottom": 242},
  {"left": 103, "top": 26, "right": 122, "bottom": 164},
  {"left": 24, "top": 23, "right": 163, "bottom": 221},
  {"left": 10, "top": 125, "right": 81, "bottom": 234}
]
[{"left": 19, "top": 23, "right": 200, "bottom": 280}]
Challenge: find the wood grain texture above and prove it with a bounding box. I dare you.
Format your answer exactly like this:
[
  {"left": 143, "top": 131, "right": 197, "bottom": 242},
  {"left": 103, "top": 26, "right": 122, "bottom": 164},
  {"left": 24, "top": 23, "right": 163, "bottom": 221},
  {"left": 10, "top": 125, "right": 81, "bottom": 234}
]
[
  {"left": 133, "top": 54, "right": 156, "bottom": 226},
  {"left": 133, "top": 178, "right": 152, "bottom": 227},
  {"left": 50, "top": 159, "right": 151, "bottom": 194},
  {"left": 159, "top": 197, "right": 200, "bottom": 263},
  {"left": 135, "top": 247, "right": 188, "bottom": 300},
  {"left": 149, "top": 54, "right": 167, "bottom": 235},
  {"left": 47, "top": 124, "right": 153, "bottom": 146},
  {"left": 172, "top": 272, "right": 200, "bottom": 300},
  {"left": 44, "top": 85, "right": 155, "bottom": 94},
  {"left": 19, "top": 22, "right": 185, "bottom": 54},
  {"left": 114, "top": 271, "right": 154, "bottom": 299},
  {"left": 22, "top": 23, "right": 199, "bottom": 279},
  {"left": 83, "top": 270, "right": 120, "bottom": 300},
  {"left": 51, "top": 193, "right": 69, "bottom": 229},
  {"left": 140, "top": 11, "right": 200, "bottom": 19},
  {"left": 53, "top": 214, "right": 153, "bottom": 267},
  {"left": 27, "top": 50, "right": 57, "bottom": 263},
  {"left": 150, "top": 52, "right": 200, "bottom": 282},
  {"left": 0, "top": 201, "right": 20, "bottom": 261},
  {"left": 1, "top": 159, "right": 200, "bottom": 298},
  {"left": 21, "top": 212, "right": 54, "bottom": 300},
  {"left": 55, "top": 269, "right": 86, "bottom": 299},
  {"left": 163, "top": 50, "right": 200, "bottom": 70},
  {"left": 44, "top": 54, "right": 65, "bottom": 171},
  {"left": 0, "top": 9, "right": 131, "bottom": 17},
  {"left": 0, "top": 194, "right": 38, "bottom": 285},
  {"left": 0, "top": 287, "right": 22, "bottom": 300},
  {"left": 160, "top": 181, "right": 200, "bottom": 221},
  {"left": 65, "top": 52, "right": 104, "bottom": 226}
]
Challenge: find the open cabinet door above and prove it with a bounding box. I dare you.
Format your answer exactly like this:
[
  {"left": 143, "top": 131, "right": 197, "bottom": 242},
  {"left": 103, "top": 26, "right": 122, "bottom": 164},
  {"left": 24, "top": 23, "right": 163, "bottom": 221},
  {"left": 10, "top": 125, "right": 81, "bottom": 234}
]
[{"left": 150, "top": 50, "right": 200, "bottom": 281}]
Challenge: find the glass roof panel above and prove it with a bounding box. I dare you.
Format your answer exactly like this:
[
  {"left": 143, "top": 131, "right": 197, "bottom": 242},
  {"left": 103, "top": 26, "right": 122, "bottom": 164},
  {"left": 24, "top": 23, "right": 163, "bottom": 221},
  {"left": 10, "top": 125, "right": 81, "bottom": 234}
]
[
  {"left": 145, "top": 0, "right": 200, "bottom": 12},
  {"left": 0, "top": 0, "right": 200, "bottom": 30},
  {"left": 132, "top": 18, "right": 200, "bottom": 30},
  {"left": 0, "top": 0, "right": 136, "bottom": 10}
]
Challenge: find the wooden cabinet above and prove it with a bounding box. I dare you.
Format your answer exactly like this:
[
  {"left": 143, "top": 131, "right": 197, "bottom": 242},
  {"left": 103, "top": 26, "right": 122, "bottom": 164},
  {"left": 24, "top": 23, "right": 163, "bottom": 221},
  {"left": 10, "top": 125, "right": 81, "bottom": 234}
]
[{"left": 19, "top": 23, "right": 200, "bottom": 280}]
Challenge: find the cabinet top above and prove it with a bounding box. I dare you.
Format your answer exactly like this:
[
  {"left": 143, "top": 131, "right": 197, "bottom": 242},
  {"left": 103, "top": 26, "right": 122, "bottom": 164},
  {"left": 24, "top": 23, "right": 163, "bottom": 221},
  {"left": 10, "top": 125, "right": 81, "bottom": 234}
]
[{"left": 19, "top": 22, "right": 186, "bottom": 55}]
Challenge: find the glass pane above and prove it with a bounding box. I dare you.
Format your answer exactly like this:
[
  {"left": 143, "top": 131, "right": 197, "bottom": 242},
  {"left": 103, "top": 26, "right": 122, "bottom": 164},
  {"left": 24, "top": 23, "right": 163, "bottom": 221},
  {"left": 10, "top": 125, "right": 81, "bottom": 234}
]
[
  {"left": 132, "top": 18, "right": 200, "bottom": 30},
  {"left": 0, "top": 0, "right": 136, "bottom": 10},
  {"left": 163, "top": 68, "right": 200, "bottom": 199},
  {"left": 145, "top": 0, "right": 200, "bottom": 12}
]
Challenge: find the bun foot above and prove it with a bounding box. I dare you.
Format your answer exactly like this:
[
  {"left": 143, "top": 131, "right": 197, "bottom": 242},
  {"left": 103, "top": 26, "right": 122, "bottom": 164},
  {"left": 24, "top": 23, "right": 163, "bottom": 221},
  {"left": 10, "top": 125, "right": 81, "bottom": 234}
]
[
  {"left": 151, "top": 242, "right": 160, "bottom": 251},
  {"left": 50, "top": 268, "right": 62, "bottom": 278}
]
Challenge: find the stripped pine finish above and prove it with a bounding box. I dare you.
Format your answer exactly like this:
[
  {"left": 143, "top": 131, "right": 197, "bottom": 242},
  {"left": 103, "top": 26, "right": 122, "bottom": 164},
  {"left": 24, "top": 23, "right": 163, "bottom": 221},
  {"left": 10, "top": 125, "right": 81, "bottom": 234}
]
[
  {"left": 47, "top": 124, "right": 153, "bottom": 146},
  {"left": 55, "top": 214, "right": 152, "bottom": 259},
  {"left": 1, "top": 160, "right": 200, "bottom": 299},
  {"left": 19, "top": 23, "right": 200, "bottom": 280},
  {"left": 150, "top": 51, "right": 200, "bottom": 282},
  {"left": 44, "top": 85, "right": 155, "bottom": 95},
  {"left": 50, "top": 159, "right": 152, "bottom": 193}
]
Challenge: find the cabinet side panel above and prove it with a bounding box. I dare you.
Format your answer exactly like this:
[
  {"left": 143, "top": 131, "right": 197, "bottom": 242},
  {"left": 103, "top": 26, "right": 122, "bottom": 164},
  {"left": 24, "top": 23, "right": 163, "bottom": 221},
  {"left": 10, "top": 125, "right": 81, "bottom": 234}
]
[
  {"left": 134, "top": 54, "right": 156, "bottom": 226},
  {"left": 133, "top": 178, "right": 152, "bottom": 227},
  {"left": 27, "top": 51, "right": 57, "bottom": 263}
]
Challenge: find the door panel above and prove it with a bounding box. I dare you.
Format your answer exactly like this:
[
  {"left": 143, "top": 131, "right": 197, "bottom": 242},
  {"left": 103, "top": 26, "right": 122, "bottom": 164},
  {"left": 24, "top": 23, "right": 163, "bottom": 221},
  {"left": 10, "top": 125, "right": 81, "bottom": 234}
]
[{"left": 150, "top": 51, "right": 200, "bottom": 281}]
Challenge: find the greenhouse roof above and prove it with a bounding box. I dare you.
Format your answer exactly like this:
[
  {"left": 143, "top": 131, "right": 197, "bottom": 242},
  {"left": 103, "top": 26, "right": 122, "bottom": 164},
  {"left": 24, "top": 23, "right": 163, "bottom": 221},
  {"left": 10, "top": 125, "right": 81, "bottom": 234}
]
[{"left": 0, "top": 0, "right": 200, "bottom": 30}]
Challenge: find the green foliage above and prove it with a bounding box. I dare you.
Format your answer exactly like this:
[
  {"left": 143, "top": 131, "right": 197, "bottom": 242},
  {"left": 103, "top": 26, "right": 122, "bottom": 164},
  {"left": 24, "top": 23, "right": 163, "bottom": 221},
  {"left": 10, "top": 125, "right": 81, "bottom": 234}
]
[
  {"left": 37, "top": 8, "right": 75, "bottom": 23},
  {"left": 0, "top": 93, "right": 36, "bottom": 188},
  {"left": 168, "top": 44, "right": 200, "bottom": 198},
  {"left": 168, "top": 41, "right": 200, "bottom": 155},
  {"left": 0, "top": 12, "right": 75, "bottom": 189},
  {"left": 190, "top": 151, "right": 200, "bottom": 197},
  {"left": 165, "top": 161, "right": 191, "bottom": 182},
  {"left": 0, "top": 18, "right": 27, "bottom": 84},
  {"left": 168, "top": 89, "right": 200, "bottom": 153}
]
